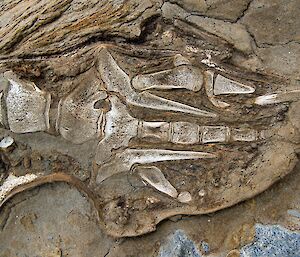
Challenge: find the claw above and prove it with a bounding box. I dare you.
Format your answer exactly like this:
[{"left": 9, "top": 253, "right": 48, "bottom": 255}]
[
  {"left": 135, "top": 166, "right": 178, "bottom": 198},
  {"left": 214, "top": 74, "right": 255, "bottom": 95},
  {"left": 254, "top": 90, "right": 300, "bottom": 105},
  {"left": 96, "top": 149, "right": 216, "bottom": 184}
]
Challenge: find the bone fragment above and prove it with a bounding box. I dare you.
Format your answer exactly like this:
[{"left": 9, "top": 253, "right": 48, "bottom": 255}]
[
  {"left": 137, "top": 166, "right": 178, "bottom": 198},
  {"left": 254, "top": 90, "right": 300, "bottom": 105},
  {"left": 177, "top": 191, "right": 192, "bottom": 203},
  {"left": 57, "top": 82, "right": 106, "bottom": 144},
  {"left": 214, "top": 74, "right": 255, "bottom": 95},
  {"left": 4, "top": 72, "right": 51, "bottom": 133},
  {"left": 132, "top": 65, "right": 203, "bottom": 91},
  {"left": 96, "top": 149, "right": 217, "bottom": 184},
  {"left": 170, "top": 122, "right": 200, "bottom": 144},
  {"left": 98, "top": 48, "right": 217, "bottom": 117},
  {"left": 202, "top": 126, "right": 230, "bottom": 143},
  {"left": 204, "top": 71, "right": 230, "bottom": 108}
]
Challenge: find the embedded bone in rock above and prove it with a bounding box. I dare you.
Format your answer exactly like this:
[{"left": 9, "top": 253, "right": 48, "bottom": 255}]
[
  {"left": 0, "top": 0, "right": 299, "bottom": 239},
  {"left": 136, "top": 166, "right": 178, "bottom": 198},
  {"left": 3, "top": 72, "right": 51, "bottom": 133}
]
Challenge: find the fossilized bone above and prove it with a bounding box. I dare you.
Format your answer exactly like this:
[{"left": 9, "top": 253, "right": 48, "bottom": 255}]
[
  {"left": 0, "top": 52, "right": 299, "bottom": 205},
  {"left": 0, "top": 0, "right": 299, "bottom": 237}
]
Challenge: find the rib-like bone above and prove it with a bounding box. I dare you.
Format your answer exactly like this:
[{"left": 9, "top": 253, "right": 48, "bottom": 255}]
[
  {"left": 132, "top": 65, "right": 203, "bottom": 91},
  {"left": 136, "top": 166, "right": 178, "bottom": 198},
  {"left": 4, "top": 72, "right": 51, "bottom": 133},
  {"left": 254, "top": 90, "right": 300, "bottom": 105},
  {"left": 96, "top": 149, "right": 217, "bottom": 184},
  {"left": 97, "top": 48, "right": 217, "bottom": 118},
  {"left": 131, "top": 92, "right": 217, "bottom": 117},
  {"left": 0, "top": 173, "right": 39, "bottom": 204},
  {"left": 214, "top": 74, "right": 255, "bottom": 95}
]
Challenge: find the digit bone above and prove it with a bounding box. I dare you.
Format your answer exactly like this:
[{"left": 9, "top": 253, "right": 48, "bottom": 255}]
[{"left": 97, "top": 48, "right": 217, "bottom": 118}]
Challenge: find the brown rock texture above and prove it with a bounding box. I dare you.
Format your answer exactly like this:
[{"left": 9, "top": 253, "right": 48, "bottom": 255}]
[{"left": 0, "top": 0, "right": 299, "bottom": 255}]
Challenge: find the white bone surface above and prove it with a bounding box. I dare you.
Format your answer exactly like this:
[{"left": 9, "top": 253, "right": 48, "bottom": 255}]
[
  {"left": 4, "top": 72, "right": 51, "bottom": 133},
  {"left": 132, "top": 91, "right": 218, "bottom": 117},
  {"left": 214, "top": 75, "right": 255, "bottom": 95},
  {"left": 0, "top": 136, "right": 14, "bottom": 149},
  {"left": 95, "top": 96, "right": 139, "bottom": 165},
  {"left": 202, "top": 126, "right": 230, "bottom": 143},
  {"left": 254, "top": 90, "right": 300, "bottom": 105},
  {"left": 97, "top": 48, "right": 217, "bottom": 117},
  {"left": 177, "top": 191, "right": 192, "bottom": 203},
  {"left": 204, "top": 70, "right": 230, "bottom": 108},
  {"left": 57, "top": 82, "right": 106, "bottom": 144},
  {"left": 132, "top": 65, "right": 203, "bottom": 91},
  {"left": 138, "top": 121, "right": 170, "bottom": 141},
  {"left": 231, "top": 128, "right": 258, "bottom": 142},
  {"left": 96, "top": 149, "right": 217, "bottom": 184},
  {"left": 137, "top": 166, "right": 178, "bottom": 198},
  {"left": 0, "top": 173, "right": 38, "bottom": 204},
  {"left": 170, "top": 122, "right": 200, "bottom": 144}
]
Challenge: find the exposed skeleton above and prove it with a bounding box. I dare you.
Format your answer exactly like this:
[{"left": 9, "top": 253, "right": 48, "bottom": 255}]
[{"left": 0, "top": 47, "right": 299, "bottom": 207}]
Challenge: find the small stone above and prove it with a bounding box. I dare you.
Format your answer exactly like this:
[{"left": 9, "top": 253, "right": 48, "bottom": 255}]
[
  {"left": 177, "top": 191, "right": 192, "bottom": 203},
  {"left": 0, "top": 136, "right": 14, "bottom": 151},
  {"left": 198, "top": 189, "right": 206, "bottom": 197}
]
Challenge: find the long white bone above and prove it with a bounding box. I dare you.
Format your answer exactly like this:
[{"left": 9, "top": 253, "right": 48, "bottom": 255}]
[
  {"left": 132, "top": 65, "right": 203, "bottom": 91},
  {"left": 97, "top": 48, "right": 217, "bottom": 117},
  {"left": 96, "top": 149, "right": 217, "bottom": 184}
]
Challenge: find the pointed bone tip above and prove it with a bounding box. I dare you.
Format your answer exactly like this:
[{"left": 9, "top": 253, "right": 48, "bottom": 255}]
[{"left": 255, "top": 94, "right": 278, "bottom": 105}]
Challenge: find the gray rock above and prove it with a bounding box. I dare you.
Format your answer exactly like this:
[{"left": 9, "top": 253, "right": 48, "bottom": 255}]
[
  {"left": 240, "top": 224, "right": 300, "bottom": 257},
  {"left": 158, "top": 230, "right": 202, "bottom": 257}
]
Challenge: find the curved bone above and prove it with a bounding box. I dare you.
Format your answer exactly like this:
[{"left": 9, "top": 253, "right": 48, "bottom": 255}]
[
  {"left": 97, "top": 48, "right": 217, "bottom": 118},
  {"left": 254, "top": 90, "right": 300, "bottom": 105},
  {"left": 96, "top": 149, "right": 217, "bottom": 184},
  {"left": 3, "top": 72, "right": 51, "bottom": 133},
  {"left": 0, "top": 173, "right": 39, "bottom": 205},
  {"left": 136, "top": 166, "right": 178, "bottom": 198},
  {"left": 57, "top": 81, "right": 107, "bottom": 144},
  {"left": 214, "top": 74, "right": 255, "bottom": 95},
  {"left": 132, "top": 65, "right": 203, "bottom": 91}
]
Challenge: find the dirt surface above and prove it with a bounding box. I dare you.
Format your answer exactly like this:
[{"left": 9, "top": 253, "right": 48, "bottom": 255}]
[{"left": 0, "top": 0, "right": 299, "bottom": 256}]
